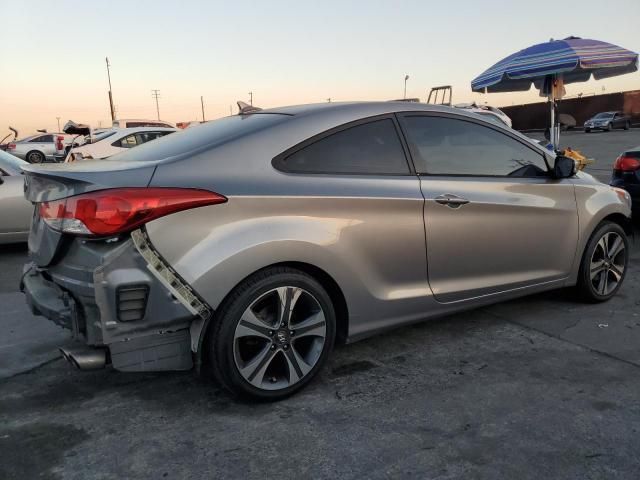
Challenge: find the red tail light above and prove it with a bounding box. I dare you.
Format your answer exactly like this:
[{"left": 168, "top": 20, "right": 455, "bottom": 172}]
[
  {"left": 39, "top": 188, "right": 227, "bottom": 236},
  {"left": 55, "top": 135, "right": 64, "bottom": 151},
  {"left": 7, "top": 143, "right": 16, "bottom": 150},
  {"left": 613, "top": 154, "right": 640, "bottom": 172}
]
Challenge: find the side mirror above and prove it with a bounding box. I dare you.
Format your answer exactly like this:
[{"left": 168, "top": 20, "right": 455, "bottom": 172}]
[{"left": 553, "top": 155, "right": 576, "bottom": 179}]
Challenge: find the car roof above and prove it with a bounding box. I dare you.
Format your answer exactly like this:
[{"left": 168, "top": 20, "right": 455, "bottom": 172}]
[
  {"left": 254, "top": 101, "right": 519, "bottom": 135},
  {"left": 259, "top": 101, "right": 464, "bottom": 117}
]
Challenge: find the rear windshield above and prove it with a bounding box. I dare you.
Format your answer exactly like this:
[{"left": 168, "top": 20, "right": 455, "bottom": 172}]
[
  {"left": 91, "top": 131, "right": 117, "bottom": 142},
  {"left": 104, "top": 113, "right": 290, "bottom": 163}
]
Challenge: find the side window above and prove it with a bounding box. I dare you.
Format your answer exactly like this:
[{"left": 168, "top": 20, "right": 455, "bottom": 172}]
[
  {"left": 402, "top": 116, "right": 549, "bottom": 177},
  {"left": 135, "top": 132, "right": 163, "bottom": 144},
  {"left": 279, "top": 119, "right": 409, "bottom": 174},
  {"left": 117, "top": 134, "right": 138, "bottom": 148},
  {"left": 30, "top": 135, "right": 52, "bottom": 143}
]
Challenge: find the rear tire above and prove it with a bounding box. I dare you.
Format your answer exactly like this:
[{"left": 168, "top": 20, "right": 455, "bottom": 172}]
[
  {"left": 208, "top": 267, "right": 336, "bottom": 401},
  {"left": 26, "top": 150, "right": 45, "bottom": 163},
  {"left": 576, "top": 221, "right": 629, "bottom": 303}
]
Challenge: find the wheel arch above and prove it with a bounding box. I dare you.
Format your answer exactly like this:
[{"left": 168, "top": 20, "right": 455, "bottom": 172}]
[
  {"left": 195, "top": 261, "right": 350, "bottom": 373},
  {"left": 601, "top": 212, "right": 634, "bottom": 237}
]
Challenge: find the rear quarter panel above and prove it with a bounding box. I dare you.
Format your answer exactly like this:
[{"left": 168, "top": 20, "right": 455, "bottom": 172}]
[{"left": 145, "top": 181, "right": 430, "bottom": 340}]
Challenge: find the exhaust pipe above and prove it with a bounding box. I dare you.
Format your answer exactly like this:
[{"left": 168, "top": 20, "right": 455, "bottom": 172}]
[{"left": 59, "top": 347, "right": 107, "bottom": 371}]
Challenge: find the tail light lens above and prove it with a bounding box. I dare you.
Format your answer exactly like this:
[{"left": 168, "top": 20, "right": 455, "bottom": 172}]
[
  {"left": 55, "top": 135, "right": 64, "bottom": 151},
  {"left": 7, "top": 143, "right": 15, "bottom": 150},
  {"left": 39, "top": 188, "right": 227, "bottom": 236},
  {"left": 613, "top": 154, "right": 640, "bottom": 172}
]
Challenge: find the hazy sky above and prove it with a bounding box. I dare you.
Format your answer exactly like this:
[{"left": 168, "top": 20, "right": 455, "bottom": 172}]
[{"left": 1, "top": 0, "right": 638, "bottom": 135}]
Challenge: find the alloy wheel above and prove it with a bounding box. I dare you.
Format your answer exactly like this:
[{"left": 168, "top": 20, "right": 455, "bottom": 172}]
[
  {"left": 232, "top": 286, "right": 327, "bottom": 391},
  {"left": 28, "top": 151, "right": 44, "bottom": 163},
  {"left": 590, "top": 231, "right": 626, "bottom": 296}
]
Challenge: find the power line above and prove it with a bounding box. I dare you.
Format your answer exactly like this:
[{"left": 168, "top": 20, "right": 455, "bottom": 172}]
[{"left": 151, "top": 89, "right": 161, "bottom": 120}]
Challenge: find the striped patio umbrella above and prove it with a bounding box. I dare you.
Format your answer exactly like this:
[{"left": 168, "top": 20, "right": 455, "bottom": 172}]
[
  {"left": 471, "top": 37, "right": 638, "bottom": 149},
  {"left": 471, "top": 37, "right": 638, "bottom": 93}
]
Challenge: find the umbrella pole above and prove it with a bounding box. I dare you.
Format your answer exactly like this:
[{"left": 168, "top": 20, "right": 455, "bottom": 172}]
[{"left": 550, "top": 98, "right": 556, "bottom": 150}]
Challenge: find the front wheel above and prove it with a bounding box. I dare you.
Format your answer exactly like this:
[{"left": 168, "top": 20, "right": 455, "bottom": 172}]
[
  {"left": 208, "top": 267, "right": 336, "bottom": 401},
  {"left": 577, "top": 222, "right": 629, "bottom": 302},
  {"left": 584, "top": 128, "right": 591, "bottom": 133}
]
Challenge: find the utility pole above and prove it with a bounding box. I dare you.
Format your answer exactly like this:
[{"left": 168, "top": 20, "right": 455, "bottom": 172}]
[
  {"left": 248, "top": 91, "right": 253, "bottom": 106},
  {"left": 404, "top": 75, "right": 410, "bottom": 99},
  {"left": 327, "top": 98, "right": 331, "bottom": 103},
  {"left": 151, "top": 89, "right": 161, "bottom": 120},
  {"left": 106, "top": 57, "right": 116, "bottom": 122},
  {"left": 201, "top": 96, "right": 206, "bottom": 122},
  {"left": 56, "top": 117, "right": 61, "bottom": 132}
]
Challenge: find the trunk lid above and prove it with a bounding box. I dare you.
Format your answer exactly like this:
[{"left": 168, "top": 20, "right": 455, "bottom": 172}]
[{"left": 22, "top": 160, "right": 157, "bottom": 266}]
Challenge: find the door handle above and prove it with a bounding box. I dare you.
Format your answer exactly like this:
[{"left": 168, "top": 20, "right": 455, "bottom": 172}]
[{"left": 434, "top": 194, "right": 470, "bottom": 208}]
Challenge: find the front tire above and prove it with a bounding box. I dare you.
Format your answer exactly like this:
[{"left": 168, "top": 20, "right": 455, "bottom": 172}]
[
  {"left": 584, "top": 128, "right": 591, "bottom": 133},
  {"left": 208, "top": 267, "right": 336, "bottom": 401},
  {"left": 577, "top": 222, "right": 629, "bottom": 302}
]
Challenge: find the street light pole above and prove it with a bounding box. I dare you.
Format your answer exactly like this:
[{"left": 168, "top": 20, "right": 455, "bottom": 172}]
[
  {"left": 106, "top": 57, "right": 116, "bottom": 122},
  {"left": 404, "top": 75, "right": 410, "bottom": 99},
  {"left": 248, "top": 91, "right": 253, "bottom": 106},
  {"left": 56, "top": 117, "right": 61, "bottom": 132},
  {"left": 201, "top": 96, "right": 206, "bottom": 122}
]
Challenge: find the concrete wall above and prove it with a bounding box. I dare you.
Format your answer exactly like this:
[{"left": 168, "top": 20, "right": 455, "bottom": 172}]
[{"left": 499, "top": 90, "right": 640, "bottom": 131}]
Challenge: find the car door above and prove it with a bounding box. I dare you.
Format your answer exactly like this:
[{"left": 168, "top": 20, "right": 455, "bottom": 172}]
[
  {"left": 31, "top": 134, "right": 54, "bottom": 157},
  {"left": 399, "top": 113, "right": 579, "bottom": 303}
]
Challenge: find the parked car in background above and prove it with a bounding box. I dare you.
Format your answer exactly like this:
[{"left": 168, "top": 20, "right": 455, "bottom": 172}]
[
  {"left": 112, "top": 119, "right": 174, "bottom": 129},
  {"left": 453, "top": 103, "right": 512, "bottom": 128},
  {"left": 611, "top": 146, "right": 640, "bottom": 216},
  {"left": 21, "top": 102, "right": 632, "bottom": 400},
  {"left": 65, "top": 127, "right": 177, "bottom": 161},
  {"left": 7, "top": 133, "right": 76, "bottom": 163},
  {"left": 0, "top": 150, "right": 32, "bottom": 243},
  {"left": 0, "top": 127, "right": 19, "bottom": 151},
  {"left": 584, "top": 111, "right": 631, "bottom": 132}
]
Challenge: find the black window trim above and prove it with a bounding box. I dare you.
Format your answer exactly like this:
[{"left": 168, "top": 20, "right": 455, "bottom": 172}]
[
  {"left": 272, "top": 114, "right": 416, "bottom": 176},
  {"left": 396, "top": 111, "right": 553, "bottom": 179},
  {"left": 112, "top": 133, "right": 138, "bottom": 148}
]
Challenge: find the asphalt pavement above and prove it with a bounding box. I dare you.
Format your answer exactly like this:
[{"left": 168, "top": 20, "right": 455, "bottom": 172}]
[
  {"left": 528, "top": 128, "right": 640, "bottom": 182},
  {"left": 1, "top": 130, "right": 640, "bottom": 479}
]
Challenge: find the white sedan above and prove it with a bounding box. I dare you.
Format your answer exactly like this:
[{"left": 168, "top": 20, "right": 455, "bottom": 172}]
[{"left": 66, "top": 127, "right": 177, "bottom": 162}]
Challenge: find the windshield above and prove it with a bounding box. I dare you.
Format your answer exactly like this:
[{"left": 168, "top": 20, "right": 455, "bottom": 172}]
[
  {"left": 593, "top": 112, "right": 614, "bottom": 119},
  {"left": 0, "top": 150, "right": 27, "bottom": 174}
]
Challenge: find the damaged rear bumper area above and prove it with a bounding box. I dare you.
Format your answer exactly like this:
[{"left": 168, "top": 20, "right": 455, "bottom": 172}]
[{"left": 21, "top": 229, "right": 210, "bottom": 372}]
